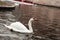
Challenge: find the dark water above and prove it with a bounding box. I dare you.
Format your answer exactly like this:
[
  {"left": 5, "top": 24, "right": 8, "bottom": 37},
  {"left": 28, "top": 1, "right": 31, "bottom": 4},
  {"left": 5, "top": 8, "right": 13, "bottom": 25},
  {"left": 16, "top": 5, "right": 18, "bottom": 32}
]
[
  {"left": 15, "top": 4, "right": 60, "bottom": 40},
  {"left": 0, "top": 4, "right": 60, "bottom": 40}
]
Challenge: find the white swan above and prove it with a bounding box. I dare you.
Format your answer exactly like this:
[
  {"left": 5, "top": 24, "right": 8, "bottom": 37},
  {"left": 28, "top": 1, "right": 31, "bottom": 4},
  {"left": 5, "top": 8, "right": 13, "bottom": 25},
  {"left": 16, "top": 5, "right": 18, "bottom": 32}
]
[{"left": 4, "top": 18, "right": 34, "bottom": 33}]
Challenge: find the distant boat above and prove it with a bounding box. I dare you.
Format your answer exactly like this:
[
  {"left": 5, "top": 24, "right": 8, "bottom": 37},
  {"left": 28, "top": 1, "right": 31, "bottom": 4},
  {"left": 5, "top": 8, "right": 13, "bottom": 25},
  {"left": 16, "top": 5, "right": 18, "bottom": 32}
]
[{"left": 0, "top": 0, "right": 34, "bottom": 5}]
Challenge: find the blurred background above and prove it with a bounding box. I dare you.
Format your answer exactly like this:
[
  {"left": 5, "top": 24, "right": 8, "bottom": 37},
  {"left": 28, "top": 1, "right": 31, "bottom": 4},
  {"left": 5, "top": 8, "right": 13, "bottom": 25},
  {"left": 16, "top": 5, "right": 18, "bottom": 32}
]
[{"left": 0, "top": 0, "right": 60, "bottom": 40}]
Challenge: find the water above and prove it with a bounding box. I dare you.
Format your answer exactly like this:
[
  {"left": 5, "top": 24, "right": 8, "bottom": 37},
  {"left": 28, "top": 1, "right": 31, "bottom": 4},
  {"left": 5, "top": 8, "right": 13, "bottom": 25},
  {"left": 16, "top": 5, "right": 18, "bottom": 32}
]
[
  {"left": 0, "top": 3, "right": 60, "bottom": 40},
  {"left": 18, "top": 4, "right": 60, "bottom": 40},
  {"left": 0, "top": 9, "right": 33, "bottom": 40}
]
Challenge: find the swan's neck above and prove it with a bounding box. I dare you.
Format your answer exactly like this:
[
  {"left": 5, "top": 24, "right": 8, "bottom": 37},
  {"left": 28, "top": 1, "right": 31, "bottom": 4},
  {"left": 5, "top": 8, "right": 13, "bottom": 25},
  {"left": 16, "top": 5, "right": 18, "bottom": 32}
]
[{"left": 28, "top": 19, "right": 33, "bottom": 33}]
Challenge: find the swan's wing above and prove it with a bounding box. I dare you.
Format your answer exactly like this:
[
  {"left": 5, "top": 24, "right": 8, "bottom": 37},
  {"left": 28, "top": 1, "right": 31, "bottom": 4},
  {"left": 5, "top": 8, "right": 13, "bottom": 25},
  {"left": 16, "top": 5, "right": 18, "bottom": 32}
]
[
  {"left": 12, "top": 28, "right": 32, "bottom": 33},
  {"left": 11, "top": 26, "right": 32, "bottom": 33},
  {"left": 10, "top": 22, "right": 30, "bottom": 32}
]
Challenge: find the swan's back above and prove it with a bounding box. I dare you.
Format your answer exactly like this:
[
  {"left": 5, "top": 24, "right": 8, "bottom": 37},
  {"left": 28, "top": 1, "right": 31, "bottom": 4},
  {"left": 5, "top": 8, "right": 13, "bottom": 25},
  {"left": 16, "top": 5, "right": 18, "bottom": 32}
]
[{"left": 10, "top": 22, "right": 30, "bottom": 32}]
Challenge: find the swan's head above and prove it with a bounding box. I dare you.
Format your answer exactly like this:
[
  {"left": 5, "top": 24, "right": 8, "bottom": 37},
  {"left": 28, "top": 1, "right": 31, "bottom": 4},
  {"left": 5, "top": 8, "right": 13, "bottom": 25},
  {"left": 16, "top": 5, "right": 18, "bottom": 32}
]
[
  {"left": 30, "top": 17, "right": 38, "bottom": 21},
  {"left": 30, "top": 18, "right": 34, "bottom": 21}
]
